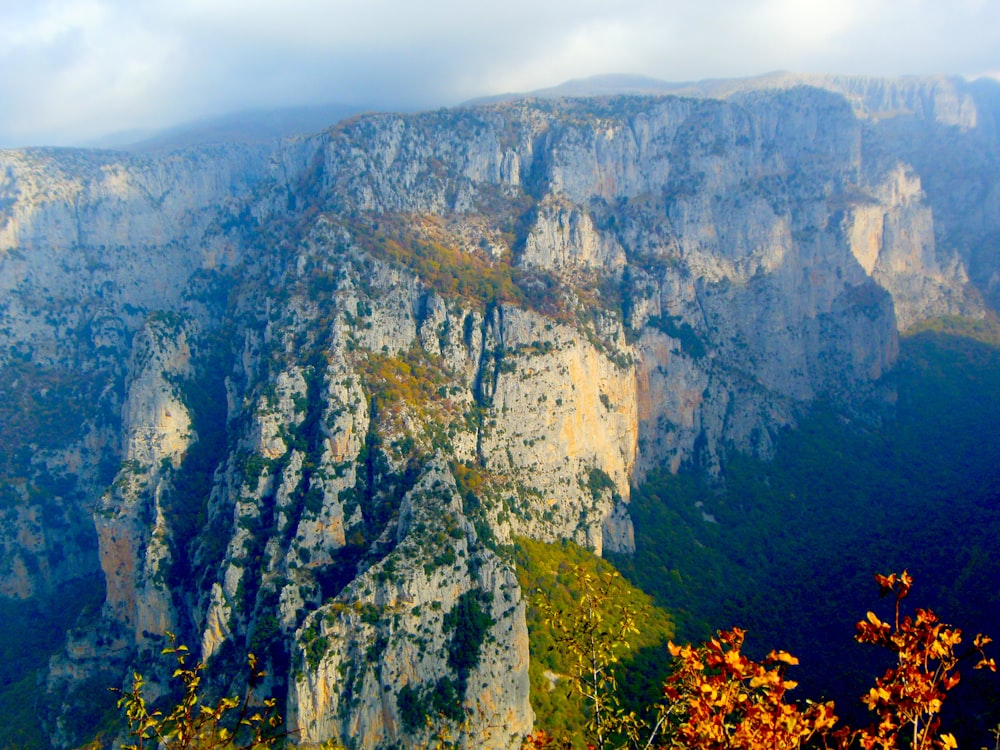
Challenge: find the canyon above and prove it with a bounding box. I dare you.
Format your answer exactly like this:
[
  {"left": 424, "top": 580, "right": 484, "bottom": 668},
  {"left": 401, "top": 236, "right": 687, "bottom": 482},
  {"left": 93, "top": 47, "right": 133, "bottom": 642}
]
[{"left": 1, "top": 73, "right": 999, "bottom": 748}]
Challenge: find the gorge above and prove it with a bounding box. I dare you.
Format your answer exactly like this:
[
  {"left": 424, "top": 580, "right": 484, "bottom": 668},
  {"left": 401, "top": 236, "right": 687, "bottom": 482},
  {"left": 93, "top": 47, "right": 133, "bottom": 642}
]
[{"left": 1, "top": 72, "right": 1000, "bottom": 748}]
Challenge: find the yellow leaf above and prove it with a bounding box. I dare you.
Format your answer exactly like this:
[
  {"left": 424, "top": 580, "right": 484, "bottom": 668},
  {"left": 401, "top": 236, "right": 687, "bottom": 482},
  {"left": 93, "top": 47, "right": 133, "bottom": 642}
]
[{"left": 773, "top": 650, "right": 799, "bottom": 665}]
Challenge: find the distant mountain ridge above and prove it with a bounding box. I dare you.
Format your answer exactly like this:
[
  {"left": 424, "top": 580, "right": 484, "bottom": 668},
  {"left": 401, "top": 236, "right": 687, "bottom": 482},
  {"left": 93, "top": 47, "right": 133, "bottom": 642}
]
[
  {"left": 472, "top": 70, "right": 1000, "bottom": 128},
  {"left": 84, "top": 102, "right": 371, "bottom": 152},
  {"left": 85, "top": 71, "right": 1000, "bottom": 153}
]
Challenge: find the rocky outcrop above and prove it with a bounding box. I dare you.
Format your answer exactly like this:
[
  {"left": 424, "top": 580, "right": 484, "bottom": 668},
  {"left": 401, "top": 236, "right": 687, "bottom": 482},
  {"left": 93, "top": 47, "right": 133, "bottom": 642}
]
[
  {"left": 477, "top": 306, "right": 637, "bottom": 553},
  {"left": 0, "top": 142, "right": 274, "bottom": 602},
  {"left": 289, "top": 459, "right": 532, "bottom": 748},
  {"left": 0, "top": 145, "right": 271, "bottom": 366},
  {"left": 844, "top": 164, "right": 976, "bottom": 329},
  {"left": 522, "top": 196, "right": 627, "bottom": 272},
  {"left": 96, "top": 316, "right": 197, "bottom": 640}
]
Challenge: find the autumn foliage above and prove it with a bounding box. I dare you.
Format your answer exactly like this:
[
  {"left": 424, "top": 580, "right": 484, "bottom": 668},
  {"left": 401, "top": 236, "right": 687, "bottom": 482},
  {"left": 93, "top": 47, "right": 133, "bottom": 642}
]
[
  {"left": 115, "top": 636, "right": 285, "bottom": 750},
  {"left": 524, "top": 570, "right": 998, "bottom": 750},
  {"left": 849, "top": 571, "right": 996, "bottom": 750},
  {"left": 663, "top": 628, "right": 838, "bottom": 749},
  {"left": 114, "top": 571, "right": 997, "bottom": 750}
]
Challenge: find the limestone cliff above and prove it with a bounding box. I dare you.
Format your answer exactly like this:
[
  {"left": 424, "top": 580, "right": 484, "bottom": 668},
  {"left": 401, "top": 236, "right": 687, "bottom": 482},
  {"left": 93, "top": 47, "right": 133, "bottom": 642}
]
[
  {"left": 289, "top": 459, "right": 532, "bottom": 748},
  {"left": 0, "top": 142, "right": 273, "bottom": 602},
  {"left": 0, "top": 77, "right": 997, "bottom": 748},
  {"left": 96, "top": 315, "right": 196, "bottom": 640}
]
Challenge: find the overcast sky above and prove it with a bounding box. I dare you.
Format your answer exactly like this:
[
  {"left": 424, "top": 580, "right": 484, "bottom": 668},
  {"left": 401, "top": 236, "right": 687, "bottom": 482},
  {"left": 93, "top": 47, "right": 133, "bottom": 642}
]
[{"left": 1, "top": 0, "right": 998, "bottom": 148}]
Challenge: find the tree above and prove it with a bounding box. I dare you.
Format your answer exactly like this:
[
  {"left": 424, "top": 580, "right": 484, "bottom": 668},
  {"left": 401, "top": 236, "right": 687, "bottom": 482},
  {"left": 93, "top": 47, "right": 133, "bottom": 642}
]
[
  {"left": 535, "top": 565, "right": 636, "bottom": 747},
  {"left": 534, "top": 565, "right": 666, "bottom": 750},
  {"left": 114, "top": 635, "right": 286, "bottom": 750},
  {"left": 663, "top": 627, "right": 838, "bottom": 749},
  {"left": 527, "top": 570, "right": 998, "bottom": 750},
  {"left": 851, "top": 571, "right": 996, "bottom": 750}
]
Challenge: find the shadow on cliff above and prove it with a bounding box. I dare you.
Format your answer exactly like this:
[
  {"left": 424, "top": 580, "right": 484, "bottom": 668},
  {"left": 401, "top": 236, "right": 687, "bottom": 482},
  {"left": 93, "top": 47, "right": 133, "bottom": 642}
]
[{"left": 612, "top": 321, "right": 1000, "bottom": 744}]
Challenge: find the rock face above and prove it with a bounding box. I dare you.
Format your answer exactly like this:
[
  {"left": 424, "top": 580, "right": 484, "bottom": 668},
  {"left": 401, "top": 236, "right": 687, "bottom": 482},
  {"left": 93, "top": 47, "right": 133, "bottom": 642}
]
[
  {"left": 289, "top": 459, "right": 532, "bottom": 748},
  {"left": 0, "top": 75, "right": 999, "bottom": 748},
  {"left": 0, "top": 143, "right": 273, "bottom": 602},
  {"left": 96, "top": 315, "right": 196, "bottom": 640}
]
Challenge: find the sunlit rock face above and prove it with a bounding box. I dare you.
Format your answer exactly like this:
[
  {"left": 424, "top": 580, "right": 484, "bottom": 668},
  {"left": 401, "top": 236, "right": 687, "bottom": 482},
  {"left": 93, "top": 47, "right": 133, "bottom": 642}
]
[{"left": 1, "top": 75, "right": 998, "bottom": 748}]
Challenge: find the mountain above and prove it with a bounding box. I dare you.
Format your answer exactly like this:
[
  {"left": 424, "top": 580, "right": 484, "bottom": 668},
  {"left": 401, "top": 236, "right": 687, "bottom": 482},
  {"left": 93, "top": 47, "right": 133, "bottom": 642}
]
[
  {"left": 116, "top": 103, "right": 371, "bottom": 153},
  {"left": 1, "top": 73, "right": 1000, "bottom": 748}
]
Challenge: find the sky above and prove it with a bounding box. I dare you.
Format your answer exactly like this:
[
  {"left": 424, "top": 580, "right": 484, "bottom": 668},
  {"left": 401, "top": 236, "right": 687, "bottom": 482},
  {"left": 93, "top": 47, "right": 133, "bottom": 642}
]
[{"left": 1, "top": 0, "right": 998, "bottom": 148}]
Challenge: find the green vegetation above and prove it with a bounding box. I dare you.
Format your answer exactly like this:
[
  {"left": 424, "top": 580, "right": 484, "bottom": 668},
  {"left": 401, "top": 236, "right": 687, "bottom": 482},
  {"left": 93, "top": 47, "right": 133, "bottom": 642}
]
[
  {"left": 583, "top": 468, "right": 617, "bottom": 502},
  {"left": 390, "top": 589, "right": 494, "bottom": 735},
  {"left": 0, "top": 359, "right": 108, "bottom": 481},
  {"left": 273, "top": 360, "right": 329, "bottom": 541},
  {"left": 610, "top": 318, "right": 1000, "bottom": 743},
  {"left": 0, "top": 673, "right": 48, "bottom": 750},
  {"left": 443, "top": 589, "right": 494, "bottom": 699},
  {"left": 347, "top": 211, "right": 631, "bottom": 351},
  {"left": 396, "top": 677, "right": 465, "bottom": 733},
  {"left": 0, "top": 575, "right": 105, "bottom": 750},
  {"left": 126, "top": 571, "right": 997, "bottom": 750},
  {"left": 353, "top": 346, "right": 464, "bottom": 462},
  {"left": 526, "top": 569, "right": 995, "bottom": 750},
  {"left": 353, "top": 215, "right": 524, "bottom": 312},
  {"left": 643, "top": 314, "right": 707, "bottom": 359},
  {"left": 513, "top": 537, "right": 674, "bottom": 746},
  {"left": 301, "top": 621, "right": 330, "bottom": 671},
  {"left": 160, "top": 328, "right": 232, "bottom": 591},
  {"left": 451, "top": 461, "right": 508, "bottom": 548}
]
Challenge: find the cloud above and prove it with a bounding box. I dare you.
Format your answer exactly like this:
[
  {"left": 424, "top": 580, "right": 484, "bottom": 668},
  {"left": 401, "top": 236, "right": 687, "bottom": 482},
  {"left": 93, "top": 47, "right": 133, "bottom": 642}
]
[
  {"left": 1, "top": 0, "right": 998, "bottom": 147},
  {"left": 0, "top": 1, "right": 182, "bottom": 144}
]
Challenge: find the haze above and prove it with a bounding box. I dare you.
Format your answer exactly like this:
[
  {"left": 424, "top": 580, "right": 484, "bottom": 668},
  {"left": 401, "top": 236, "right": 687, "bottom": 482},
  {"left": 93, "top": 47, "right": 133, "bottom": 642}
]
[{"left": 1, "top": 0, "right": 998, "bottom": 148}]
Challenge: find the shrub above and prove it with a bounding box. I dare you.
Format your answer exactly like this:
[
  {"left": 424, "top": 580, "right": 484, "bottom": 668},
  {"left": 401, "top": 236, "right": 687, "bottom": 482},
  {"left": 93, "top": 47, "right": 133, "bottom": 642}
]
[
  {"left": 527, "top": 570, "right": 998, "bottom": 750},
  {"left": 114, "top": 635, "right": 286, "bottom": 750}
]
